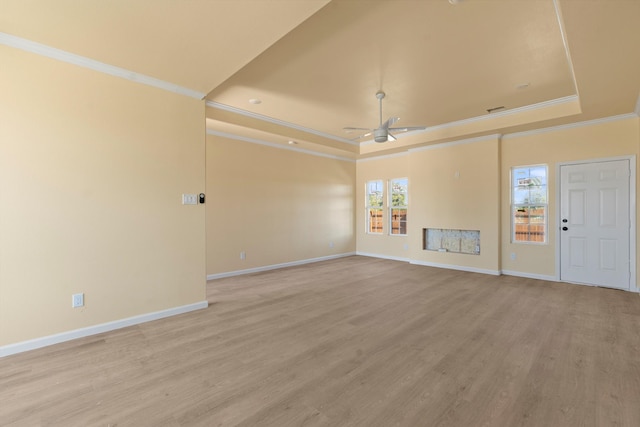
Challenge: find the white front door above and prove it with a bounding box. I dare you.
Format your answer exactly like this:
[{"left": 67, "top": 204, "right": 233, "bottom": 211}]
[{"left": 560, "top": 160, "right": 631, "bottom": 290}]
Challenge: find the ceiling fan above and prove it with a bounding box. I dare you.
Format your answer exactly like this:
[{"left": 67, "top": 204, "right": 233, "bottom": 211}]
[{"left": 343, "top": 91, "right": 427, "bottom": 143}]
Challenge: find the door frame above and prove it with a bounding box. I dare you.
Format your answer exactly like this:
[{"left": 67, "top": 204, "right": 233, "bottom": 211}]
[{"left": 555, "top": 155, "right": 637, "bottom": 292}]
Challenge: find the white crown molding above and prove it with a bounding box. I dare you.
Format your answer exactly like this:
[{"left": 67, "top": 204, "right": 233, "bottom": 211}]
[
  {"left": 359, "top": 95, "right": 580, "bottom": 147},
  {"left": 206, "top": 252, "right": 357, "bottom": 280},
  {"left": 408, "top": 133, "right": 502, "bottom": 153},
  {"left": 0, "top": 32, "right": 205, "bottom": 100},
  {"left": 357, "top": 133, "right": 500, "bottom": 162},
  {"left": 356, "top": 151, "right": 409, "bottom": 163},
  {"left": 502, "top": 113, "right": 638, "bottom": 140},
  {"left": 428, "top": 95, "right": 579, "bottom": 132},
  {"left": 206, "top": 128, "right": 355, "bottom": 163},
  {"left": 360, "top": 95, "right": 579, "bottom": 147},
  {"left": 206, "top": 100, "right": 360, "bottom": 147},
  {"left": 0, "top": 301, "right": 208, "bottom": 357}
]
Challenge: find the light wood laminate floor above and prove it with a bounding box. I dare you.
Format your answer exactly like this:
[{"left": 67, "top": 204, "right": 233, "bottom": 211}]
[{"left": 2, "top": 256, "right": 640, "bottom": 426}]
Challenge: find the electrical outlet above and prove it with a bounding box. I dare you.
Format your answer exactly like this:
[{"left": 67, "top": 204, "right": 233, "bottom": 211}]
[
  {"left": 329, "top": 241, "right": 334, "bottom": 248},
  {"left": 72, "top": 293, "right": 84, "bottom": 308},
  {"left": 240, "top": 251, "right": 246, "bottom": 260},
  {"left": 510, "top": 252, "right": 517, "bottom": 261}
]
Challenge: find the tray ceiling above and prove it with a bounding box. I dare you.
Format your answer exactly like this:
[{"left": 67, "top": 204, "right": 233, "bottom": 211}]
[{"left": 2, "top": 0, "right": 638, "bottom": 158}]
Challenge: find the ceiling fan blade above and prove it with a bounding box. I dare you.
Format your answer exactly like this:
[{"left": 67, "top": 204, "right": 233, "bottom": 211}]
[
  {"left": 349, "top": 131, "right": 373, "bottom": 140},
  {"left": 344, "top": 127, "right": 373, "bottom": 136},
  {"left": 389, "top": 126, "right": 427, "bottom": 132},
  {"left": 387, "top": 132, "right": 397, "bottom": 142},
  {"left": 381, "top": 117, "right": 400, "bottom": 130}
]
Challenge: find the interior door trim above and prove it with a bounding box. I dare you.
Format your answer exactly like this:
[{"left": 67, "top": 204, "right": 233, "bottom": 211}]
[{"left": 555, "top": 155, "right": 637, "bottom": 292}]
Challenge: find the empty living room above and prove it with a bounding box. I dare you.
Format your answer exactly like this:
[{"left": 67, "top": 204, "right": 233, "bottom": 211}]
[{"left": 1, "top": 0, "right": 640, "bottom": 426}]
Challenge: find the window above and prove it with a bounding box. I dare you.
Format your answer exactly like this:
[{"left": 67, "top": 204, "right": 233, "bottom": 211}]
[
  {"left": 366, "top": 180, "right": 384, "bottom": 234},
  {"left": 512, "top": 165, "right": 547, "bottom": 243},
  {"left": 390, "top": 178, "right": 408, "bottom": 235}
]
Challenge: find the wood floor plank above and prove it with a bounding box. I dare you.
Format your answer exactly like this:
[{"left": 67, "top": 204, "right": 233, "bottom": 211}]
[{"left": 1, "top": 256, "right": 640, "bottom": 426}]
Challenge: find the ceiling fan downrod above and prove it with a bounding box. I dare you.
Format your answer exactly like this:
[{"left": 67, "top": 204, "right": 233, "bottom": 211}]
[
  {"left": 376, "top": 91, "right": 385, "bottom": 127},
  {"left": 375, "top": 91, "right": 389, "bottom": 142}
]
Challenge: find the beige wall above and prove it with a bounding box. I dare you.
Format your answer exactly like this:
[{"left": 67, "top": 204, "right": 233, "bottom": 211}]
[
  {"left": 357, "top": 138, "right": 501, "bottom": 273},
  {"left": 501, "top": 116, "right": 640, "bottom": 279},
  {"left": 206, "top": 135, "right": 356, "bottom": 275},
  {"left": 1, "top": 45, "right": 638, "bottom": 352},
  {"left": 0, "top": 46, "right": 206, "bottom": 346},
  {"left": 355, "top": 118, "right": 640, "bottom": 281},
  {"left": 409, "top": 138, "right": 501, "bottom": 273}
]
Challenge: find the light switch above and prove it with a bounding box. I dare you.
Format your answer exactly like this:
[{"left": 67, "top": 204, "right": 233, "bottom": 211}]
[{"left": 182, "top": 194, "right": 197, "bottom": 205}]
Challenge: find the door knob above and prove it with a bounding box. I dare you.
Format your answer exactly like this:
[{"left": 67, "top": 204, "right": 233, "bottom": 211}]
[{"left": 562, "top": 226, "right": 568, "bottom": 231}]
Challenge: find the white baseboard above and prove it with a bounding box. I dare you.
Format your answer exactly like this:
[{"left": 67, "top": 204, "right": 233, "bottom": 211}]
[
  {"left": 0, "top": 301, "right": 208, "bottom": 358},
  {"left": 356, "top": 252, "right": 500, "bottom": 276},
  {"left": 355, "top": 252, "right": 411, "bottom": 263},
  {"left": 410, "top": 259, "right": 501, "bottom": 276},
  {"left": 207, "top": 252, "right": 357, "bottom": 280},
  {"left": 500, "top": 270, "right": 557, "bottom": 282}
]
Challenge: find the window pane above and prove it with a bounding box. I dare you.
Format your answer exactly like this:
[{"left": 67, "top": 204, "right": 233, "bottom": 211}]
[
  {"left": 390, "top": 178, "right": 408, "bottom": 207},
  {"left": 513, "top": 166, "right": 546, "bottom": 186},
  {"left": 389, "top": 178, "right": 408, "bottom": 235},
  {"left": 513, "top": 186, "right": 531, "bottom": 204},
  {"left": 529, "top": 166, "right": 547, "bottom": 186},
  {"left": 367, "top": 180, "right": 383, "bottom": 207},
  {"left": 513, "top": 167, "right": 547, "bottom": 204},
  {"left": 366, "top": 180, "right": 384, "bottom": 234},
  {"left": 513, "top": 206, "right": 546, "bottom": 242},
  {"left": 369, "top": 193, "right": 383, "bottom": 207},
  {"left": 390, "top": 208, "right": 407, "bottom": 235},
  {"left": 368, "top": 208, "right": 383, "bottom": 233},
  {"left": 512, "top": 165, "right": 547, "bottom": 243}
]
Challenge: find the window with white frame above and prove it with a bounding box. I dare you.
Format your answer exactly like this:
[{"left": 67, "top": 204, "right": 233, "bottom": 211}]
[
  {"left": 390, "top": 178, "right": 408, "bottom": 235},
  {"left": 366, "top": 180, "right": 384, "bottom": 234},
  {"left": 512, "top": 165, "right": 548, "bottom": 243}
]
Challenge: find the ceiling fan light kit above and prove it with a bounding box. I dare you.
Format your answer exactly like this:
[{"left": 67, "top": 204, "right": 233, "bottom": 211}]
[
  {"left": 374, "top": 128, "right": 389, "bottom": 143},
  {"left": 344, "top": 90, "right": 427, "bottom": 144}
]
